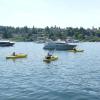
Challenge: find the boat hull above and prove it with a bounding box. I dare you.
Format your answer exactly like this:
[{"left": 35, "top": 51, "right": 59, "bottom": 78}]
[
  {"left": 0, "top": 42, "right": 14, "bottom": 47},
  {"left": 6, "top": 54, "right": 27, "bottom": 59},
  {"left": 43, "top": 43, "right": 76, "bottom": 50}
]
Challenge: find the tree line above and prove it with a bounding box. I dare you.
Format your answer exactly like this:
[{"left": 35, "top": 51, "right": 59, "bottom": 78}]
[{"left": 0, "top": 25, "right": 100, "bottom": 41}]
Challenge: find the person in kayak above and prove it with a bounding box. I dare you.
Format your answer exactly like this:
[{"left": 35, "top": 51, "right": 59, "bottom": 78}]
[
  {"left": 73, "top": 48, "right": 77, "bottom": 51},
  {"left": 46, "top": 52, "right": 52, "bottom": 59},
  {"left": 12, "top": 52, "right": 16, "bottom": 56}
]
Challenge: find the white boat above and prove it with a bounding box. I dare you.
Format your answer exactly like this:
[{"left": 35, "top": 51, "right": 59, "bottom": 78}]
[
  {"left": 0, "top": 40, "right": 15, "bottom": 47},
  {"left": 43, "top": 40, "right": 76, "bottom": 50}
]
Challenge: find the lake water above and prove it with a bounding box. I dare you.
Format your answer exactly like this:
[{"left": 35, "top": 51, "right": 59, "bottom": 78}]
[{"left": 0, "top": 42, "right": 100, "bottom": 100}]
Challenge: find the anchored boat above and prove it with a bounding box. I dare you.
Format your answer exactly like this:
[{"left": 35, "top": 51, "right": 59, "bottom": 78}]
[
  {"left": 43, "top": 40, "right": 76, "bottom": 50},
  {"left": 0, "top": 40, "right": 14, "bottom": 47}
]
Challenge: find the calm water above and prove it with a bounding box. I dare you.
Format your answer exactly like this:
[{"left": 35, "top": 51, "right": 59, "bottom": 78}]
[{"left": 0, "top": 42, "right": 100, "bottom": 100}]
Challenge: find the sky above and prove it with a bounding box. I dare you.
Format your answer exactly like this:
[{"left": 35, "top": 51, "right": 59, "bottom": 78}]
[{"left": 0, "top": 0, "right": 100, "bottom": 28}]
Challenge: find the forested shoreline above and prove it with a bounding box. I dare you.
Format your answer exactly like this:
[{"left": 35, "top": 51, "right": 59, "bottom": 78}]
[{"left": 0, "top": 25, "right": 100, "bottom": 42}]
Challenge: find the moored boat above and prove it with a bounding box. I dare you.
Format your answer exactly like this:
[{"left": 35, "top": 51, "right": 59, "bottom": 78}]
[
  {"left": 0, "top": 40, "right": 14, "bottom": 47},
  {"left": 43, "top": 40, "right": 76, "bottom": 50}
]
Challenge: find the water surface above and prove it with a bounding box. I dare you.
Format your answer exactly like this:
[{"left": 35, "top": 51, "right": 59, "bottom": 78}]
[{"left": 0, "top": 42, "right": 100, "bottom": 100}]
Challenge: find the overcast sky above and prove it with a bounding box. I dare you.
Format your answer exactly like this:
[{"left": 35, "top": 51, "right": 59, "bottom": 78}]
[{"left": 0, "top": 0, "right": 100, "bottom": 28}]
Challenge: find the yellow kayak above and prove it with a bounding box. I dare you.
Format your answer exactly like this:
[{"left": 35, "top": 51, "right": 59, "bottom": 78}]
[
  {"left": 68, "top": 50, "right": 84, "bottom": 52},
  {"left": 6, "top": 54, "right": 27, "bottom": 59},
  {"left": 43, "top": 56, "right": 58, "bottom": 62}
]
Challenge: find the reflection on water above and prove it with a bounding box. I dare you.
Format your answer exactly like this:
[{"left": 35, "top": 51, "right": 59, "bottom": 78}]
[{"left": 0, "top": 42, "right": 100, "bottom": 100}]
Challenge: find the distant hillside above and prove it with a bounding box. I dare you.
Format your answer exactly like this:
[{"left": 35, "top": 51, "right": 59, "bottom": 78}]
[{"left": 0, "top": 25, "right": 100, "bottom": 42}]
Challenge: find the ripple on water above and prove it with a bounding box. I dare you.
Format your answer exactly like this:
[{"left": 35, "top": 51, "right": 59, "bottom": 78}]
[{"left": 0, "top": 42, "right": 100, "bottom": 100}]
